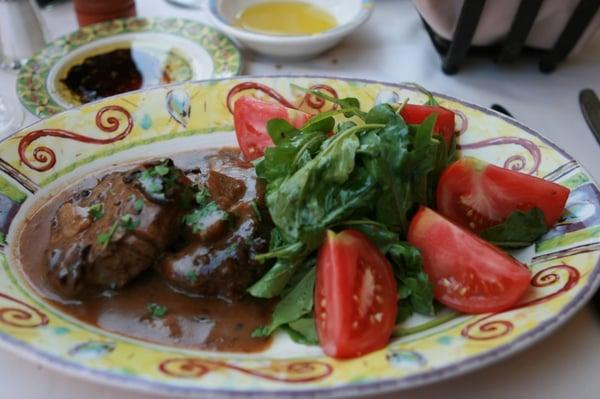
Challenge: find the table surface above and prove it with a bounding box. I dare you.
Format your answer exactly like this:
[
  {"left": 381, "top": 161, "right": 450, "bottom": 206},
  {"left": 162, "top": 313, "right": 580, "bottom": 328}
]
[{"left": 1, "top": 0, "right": 600, "bottom": 398}]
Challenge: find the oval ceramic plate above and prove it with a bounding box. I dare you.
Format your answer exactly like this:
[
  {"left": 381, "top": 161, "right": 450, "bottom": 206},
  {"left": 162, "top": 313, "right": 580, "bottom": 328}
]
[
  {"left": 1, "top": 76, "right": 600, "bottom": 398},
  {"left": 16, "top": 17, "right": 242, "bottom": 119}
]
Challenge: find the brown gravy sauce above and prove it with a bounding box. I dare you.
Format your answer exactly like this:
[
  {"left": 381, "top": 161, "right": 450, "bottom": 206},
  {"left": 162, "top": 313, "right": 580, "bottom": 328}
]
[{"left": 17, "top": 149, "right": 274, "bottom": 353}]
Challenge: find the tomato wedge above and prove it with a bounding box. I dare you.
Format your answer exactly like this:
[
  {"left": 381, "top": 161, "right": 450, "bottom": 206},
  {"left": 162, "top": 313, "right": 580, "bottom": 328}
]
[
  {"left": 408, "top": 207, "right": 531, "bottom": 313},
  {"left": 233, "top": 96, "right": 311, "bottom": 161},
  {"left": 315, "top": 230, "right": 397, "bottom": 359},
  {"left": 436, "top": 157, "right": 570, "bottom": 232},
  {"left": 400, "top": 104, "right": 455, "bottom": 145}
]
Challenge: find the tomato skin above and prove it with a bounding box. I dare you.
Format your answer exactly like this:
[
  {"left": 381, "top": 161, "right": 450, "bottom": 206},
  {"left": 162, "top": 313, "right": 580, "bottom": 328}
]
[
  {"left": 400, "top": 104, "right": 455, "bottom": 145},
  {"left": 408, "top": 207, "right": 531, "bottom": 314},
  {"left": 436, "top": 157, "right": 570, "bottom": 232},
  {"left": 315, "top": 230, "right": 397, "bottom": 359},
  {"left": 233, "top": 96, "right": 311, "bottom": 161}
]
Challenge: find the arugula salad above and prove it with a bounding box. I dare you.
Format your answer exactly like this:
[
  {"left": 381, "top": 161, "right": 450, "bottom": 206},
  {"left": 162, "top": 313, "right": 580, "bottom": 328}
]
[{"left": 232, "top": 86, "right": 570, "bottom": 358}]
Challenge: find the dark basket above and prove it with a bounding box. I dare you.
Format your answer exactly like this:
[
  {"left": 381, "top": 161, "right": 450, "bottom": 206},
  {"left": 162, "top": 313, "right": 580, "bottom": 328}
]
[{"left": 421, "top": 0, "right": 600, "bottom": 74}]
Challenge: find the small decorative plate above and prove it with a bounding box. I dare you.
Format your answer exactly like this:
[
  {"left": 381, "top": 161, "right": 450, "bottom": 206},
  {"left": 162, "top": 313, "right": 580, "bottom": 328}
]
[
  {"left": 1, "top": 76, "right": 600, "bottom": 398},
  {"left": 16, "top": 17, "right": 242, "bottom": 119}
]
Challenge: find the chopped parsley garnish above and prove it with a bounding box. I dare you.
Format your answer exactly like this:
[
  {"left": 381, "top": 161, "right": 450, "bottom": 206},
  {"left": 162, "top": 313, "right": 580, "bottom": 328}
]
[
  {"left": 183, "top": 201, "right": 229, "bottom": 234},
  {"left": 153, "top": 164, "right": 170, "bottom": 176},
  {"left": 120, "top": 214, "right": 140, "bottom": 230},
  {"left": 0, "top": 232, "right": 6, "bottom": 245},
  {"left": 250, "top": 201, "right": 262, "bottom": 222},
  {"left": 97, "top": 221, "right": 119, "bottom": 249},
  {"left": 134, "top": 198, "right": 144, "bottom": 213},
  {"left": 186, "top": 270, "right": 199, "bottom": 284},
  {"left": 88, "top": 203, "right": 104, "bottom": 221},
  {"left": 147, "top": 303, "right": 167, "bottom": 318},
  {"left": 136, "top": 161, "right": 179, "bottom": 201},
  {"left": 195, "top": 188, "right": 210, "bottom": 206},
  {"left": 225, "top": 243, "right": 238, "bottom": 257}
]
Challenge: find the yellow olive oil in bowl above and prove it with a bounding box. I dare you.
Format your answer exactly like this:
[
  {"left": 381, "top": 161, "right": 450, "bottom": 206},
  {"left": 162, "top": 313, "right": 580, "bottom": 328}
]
[{"left": 235, "top": 1, "right": 337, "bottom": 36}]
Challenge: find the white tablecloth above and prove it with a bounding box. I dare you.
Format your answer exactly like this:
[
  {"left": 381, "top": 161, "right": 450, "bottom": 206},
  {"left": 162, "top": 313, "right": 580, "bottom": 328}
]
[{"left": 1, "top": 1, "right": 600, "bottom": 398}]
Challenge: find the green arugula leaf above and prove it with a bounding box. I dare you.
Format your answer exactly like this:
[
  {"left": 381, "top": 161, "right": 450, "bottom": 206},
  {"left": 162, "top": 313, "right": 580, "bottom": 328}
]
[
  {"left": 266, "top": 123, "right": 383, "bottom": 245},
  {"left": 248, "top": 259, "right": 302, "bottom": 298},
  {"left": 301, "top": 113, "right": 336, "bottom": 133},
  {"left": 252, "top": 267, "right": 315, "bottom": 337},
  {"left": 480, "top": 207, "right": 549, "bottom": 248},
  {"left": 334, "top": 219, "right": 399, "bottom": 253},
  {"left": 388, "top": 243, "right": 434, "bottom": 318},
  {"left": 256, "top": 130, "right": 327, "bottom": 184},
  {"left": 285, "top": 318, "right": 319, "bottom": 345},
  {"left": 266, "top": 119, "right": 299, "bottom": 145}
]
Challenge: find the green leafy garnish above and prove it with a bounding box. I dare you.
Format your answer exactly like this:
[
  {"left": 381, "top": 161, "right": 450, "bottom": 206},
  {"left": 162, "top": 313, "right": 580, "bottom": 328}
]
[
  {"left": 186, "top": 270, "right": 199, "bottom": 284},
  {"left": 147, "top": 303, "right": 167, "bottom": 318},
  {"left": 136, "top": 161, "right": 179, "bottom": 201},
  {"left": 153, "top": 164, "right": 170, "bottom": 176},
  {"left": 133, "top": 198, "right": 144, "bottom": 213},
  {"left": 97, "top": 221, "right": 119, "bottom": 249},
  {"left": 252, "top": 267, "right": 315, "bottom": 338},
  {"left": 285, "top": 318, "right": 319, "bottom": 345},
  {"left": 120, "top": 214, "right": 140, "bottom": 230},
  {"left": 248, "top": 87, "right": 451, "bottom": 339},
  {"left": 480, "top": 207, "right": 549, "bottom": 248},
  {"left": 225, "top": 243, "right": 238, "bottom": 257},
  {"left": 183, "top": 202, "right": 229, "bottom": 234},
  {"left": 195, "top": 188, "right": 210, "bottom": 206},
  {"left": 88, "top": 203, "right": 104, "bottom": 221},
  {"left": 0, "top": 232, "right": 6, "bottom": 245}
]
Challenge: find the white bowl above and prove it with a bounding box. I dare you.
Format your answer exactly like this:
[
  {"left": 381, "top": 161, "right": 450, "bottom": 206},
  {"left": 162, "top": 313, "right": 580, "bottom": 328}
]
[{"left": 208, "top": 0, "right": 374, "bottom": 59}]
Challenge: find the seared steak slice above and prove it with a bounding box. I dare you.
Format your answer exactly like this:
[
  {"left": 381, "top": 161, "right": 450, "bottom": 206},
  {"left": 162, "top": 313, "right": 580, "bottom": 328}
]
[
  {"left": 46, "top": 160, "right": 190, "bottom": 298},
  {"left": 157, "top": 152, "right": 271, "bottom": 298}
]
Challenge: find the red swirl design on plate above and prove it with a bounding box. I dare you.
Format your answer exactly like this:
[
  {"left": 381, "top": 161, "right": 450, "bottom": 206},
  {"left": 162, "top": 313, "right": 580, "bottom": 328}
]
[
  {"left": 18, "top": 105, "right": 133, "bottom": 172},
  {"left": 226, "top": 82, "right": 338, "bottom": 114},
  {"left": 457, "top": 137, "right": 542, "bottom": 175},
  {"left": 159, "top": 358, "right": 332, "bottom": 383},
  {"left": 462, "top": 264, "right": 580, "bottom": 340},
  {"left": 0, "top": 293, "right": 49, "bottom": 328}
]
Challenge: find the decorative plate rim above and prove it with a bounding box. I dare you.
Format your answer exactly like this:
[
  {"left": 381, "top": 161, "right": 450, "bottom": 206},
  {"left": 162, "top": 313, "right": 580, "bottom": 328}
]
[
  {"left": 2, "top": 75, "right": 600, "bottom": 398},
  {"left": 15, "top": 16, "right": 243, "bottom": 119}
]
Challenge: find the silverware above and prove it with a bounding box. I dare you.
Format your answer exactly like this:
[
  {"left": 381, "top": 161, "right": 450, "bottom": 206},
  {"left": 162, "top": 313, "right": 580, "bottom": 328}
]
[
  {"left": 491, "top": 103, "right": 514, "bottom": 118},
  {"left": 579, "top": 89, "right": 600, "bottom": 145}
]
